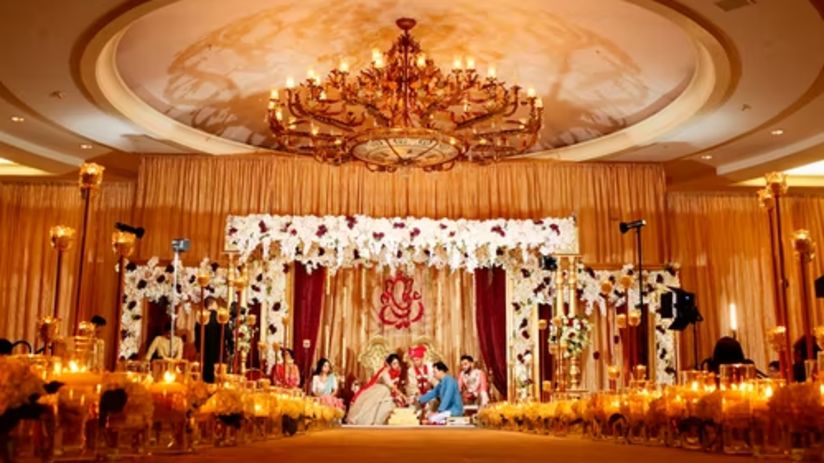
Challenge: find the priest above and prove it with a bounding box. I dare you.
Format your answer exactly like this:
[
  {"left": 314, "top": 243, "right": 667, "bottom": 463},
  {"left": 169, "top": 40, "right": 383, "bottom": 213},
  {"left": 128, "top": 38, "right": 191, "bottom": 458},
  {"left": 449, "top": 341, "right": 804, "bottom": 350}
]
[{"left": 418, "top": 362, "right": 463, "bottom": 425}]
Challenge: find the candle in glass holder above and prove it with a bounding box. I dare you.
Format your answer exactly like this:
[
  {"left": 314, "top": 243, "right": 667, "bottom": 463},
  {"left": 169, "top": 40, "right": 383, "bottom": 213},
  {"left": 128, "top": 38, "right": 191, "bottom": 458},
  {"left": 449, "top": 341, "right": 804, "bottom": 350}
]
[
  {"left": 216, "top": 308, "right": 231, "bottom": 325},
  {"left": 628, "top": 309, "right": 642, "bottom": 327}
]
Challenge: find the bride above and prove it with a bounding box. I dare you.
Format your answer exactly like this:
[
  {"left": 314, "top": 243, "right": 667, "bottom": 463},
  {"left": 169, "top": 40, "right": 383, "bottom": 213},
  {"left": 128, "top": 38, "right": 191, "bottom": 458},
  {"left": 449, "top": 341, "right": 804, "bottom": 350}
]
[{"left": 346, "top": 353, "right": 407, "bottom": 425}]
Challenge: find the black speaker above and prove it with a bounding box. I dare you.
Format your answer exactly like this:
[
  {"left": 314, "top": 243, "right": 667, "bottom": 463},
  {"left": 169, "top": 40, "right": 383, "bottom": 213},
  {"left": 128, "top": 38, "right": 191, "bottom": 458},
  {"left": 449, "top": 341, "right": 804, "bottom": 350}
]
[
  {"left": 816, "top": 275, "right": 824, "bottom": 298},
  {"left": 541, "top": 255, "right": 557, "bottom": 271},
  {"left": 668, "top": 288, "right": 700, "bottom": 331},
  {"left": 660, "top": 292, "right": 674, "bottom": 319}
]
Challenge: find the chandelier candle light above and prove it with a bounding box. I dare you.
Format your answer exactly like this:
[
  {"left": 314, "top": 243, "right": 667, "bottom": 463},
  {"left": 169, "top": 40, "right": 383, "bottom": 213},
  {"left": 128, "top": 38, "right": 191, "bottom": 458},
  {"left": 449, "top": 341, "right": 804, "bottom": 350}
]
[{"left": 266, "top": 18, "right": 543, "bottom": 172}]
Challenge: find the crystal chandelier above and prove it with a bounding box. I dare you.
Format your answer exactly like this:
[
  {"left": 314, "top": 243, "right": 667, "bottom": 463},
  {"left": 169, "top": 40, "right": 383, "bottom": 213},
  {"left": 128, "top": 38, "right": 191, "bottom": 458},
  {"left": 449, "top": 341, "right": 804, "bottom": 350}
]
[{"left": 266, "top": 18, "right": 543, "bottom": 172}]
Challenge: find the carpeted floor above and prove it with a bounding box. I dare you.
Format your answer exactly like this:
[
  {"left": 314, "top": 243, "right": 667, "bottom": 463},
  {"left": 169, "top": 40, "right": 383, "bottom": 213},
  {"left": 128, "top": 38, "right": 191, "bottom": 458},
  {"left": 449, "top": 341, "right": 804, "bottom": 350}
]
[{"left": 150, "top": 428, "right": 748, "bottom": 463}]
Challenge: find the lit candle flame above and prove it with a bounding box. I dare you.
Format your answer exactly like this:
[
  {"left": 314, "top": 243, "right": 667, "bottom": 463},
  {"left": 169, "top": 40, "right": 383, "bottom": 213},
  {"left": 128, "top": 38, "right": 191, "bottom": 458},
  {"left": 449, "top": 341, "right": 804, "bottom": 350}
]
[
  {"left": 729, "top": 303, "right": 738, "bottom": 333},
  {"left": 465, "top": 56, "right": 475, "bottom": 69},
  {"left": 269, "top": 89, "right": 279, "bottom": 100},
  {"left": 285, "top": 77, "right": 295, "bottom": 89},
  {"left": 487, "top": 66, "right": 496, "bottom": 79},
  {"left": 339, "top": 60, "right": 349, "bottom": 73},
  {"left": 163, "top": 371, "right": 176, "bottom": 384},
  {"left": 527, "top": 87, "right": 536, "bottom": 98}
]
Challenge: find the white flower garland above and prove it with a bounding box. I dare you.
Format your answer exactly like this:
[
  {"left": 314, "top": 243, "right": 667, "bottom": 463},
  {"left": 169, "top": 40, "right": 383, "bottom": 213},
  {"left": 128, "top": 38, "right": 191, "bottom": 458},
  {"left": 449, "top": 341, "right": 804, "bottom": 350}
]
[
  {"left": 118, "top": 257, "right": 289, "bottom": 363},
  {"left": 508, "top": 262, "right": 682, "bottom": 396},
  {"left": 576, "top": 263, "right": 681, "bottom": 385},
  {"left": 225, "top": 214, "right": 579, "bottom": 271}
]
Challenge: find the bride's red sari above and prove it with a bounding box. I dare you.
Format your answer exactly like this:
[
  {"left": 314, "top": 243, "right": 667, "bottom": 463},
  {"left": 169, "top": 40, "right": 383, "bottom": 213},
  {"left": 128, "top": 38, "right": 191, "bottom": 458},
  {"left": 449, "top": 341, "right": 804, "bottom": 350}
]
[{"left": 351, "top": 365, "right": 401, "bottom": 406}]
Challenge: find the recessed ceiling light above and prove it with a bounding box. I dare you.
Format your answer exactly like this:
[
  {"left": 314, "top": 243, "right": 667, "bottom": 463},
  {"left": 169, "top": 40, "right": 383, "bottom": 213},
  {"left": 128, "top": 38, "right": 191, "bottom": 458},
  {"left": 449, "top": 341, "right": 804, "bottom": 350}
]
[
  {"left": 79, "top": 143, "right": 94, "bottom": 150},
  {"left": 700, "top": 155, "right": 713, "bottom": 160},
  {"left": 10, "top": 115, "right": 24, "bottom": 123},
  {"left": 771, "top": 129, "right": 784, "bottom": 136}
]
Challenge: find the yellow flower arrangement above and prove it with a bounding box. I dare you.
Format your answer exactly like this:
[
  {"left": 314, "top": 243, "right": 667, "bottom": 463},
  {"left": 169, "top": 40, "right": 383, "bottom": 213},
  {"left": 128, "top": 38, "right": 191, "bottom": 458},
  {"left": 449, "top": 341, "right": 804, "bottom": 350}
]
[
  {"left": 187, "top": 381, "right": 214, "bottom": 411},
  {"left": 695, "top": 390, "right": 723, "bottom": 423},
  {"left": 100, "top": 373, "right": 154, "bottom": 429},
  {"left": 201, "top": 388, "right": 244, "bottom": 416},
  {"left": 0, "top": 357, "right": 47, "bottom": 417},
  {"left": 768, "top": 382, "right": 823, "bottom": 429}
]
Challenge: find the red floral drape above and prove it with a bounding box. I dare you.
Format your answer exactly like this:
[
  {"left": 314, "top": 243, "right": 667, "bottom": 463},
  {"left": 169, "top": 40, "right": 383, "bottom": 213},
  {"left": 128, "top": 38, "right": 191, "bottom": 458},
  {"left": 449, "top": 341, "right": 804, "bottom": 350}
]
[
  {"left": 474, "top": 267, "right": 508, "bottom": 397},
  {"left": 292, "top": 262, "right": 326, "bottom": 387}
]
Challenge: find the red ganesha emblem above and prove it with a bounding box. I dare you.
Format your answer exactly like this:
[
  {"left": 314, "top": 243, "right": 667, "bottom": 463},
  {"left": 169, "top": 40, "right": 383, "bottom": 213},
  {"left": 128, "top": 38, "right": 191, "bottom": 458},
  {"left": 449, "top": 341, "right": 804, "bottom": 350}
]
[{"left": 378, "top": 273, "right": 424, "bottom": 329}]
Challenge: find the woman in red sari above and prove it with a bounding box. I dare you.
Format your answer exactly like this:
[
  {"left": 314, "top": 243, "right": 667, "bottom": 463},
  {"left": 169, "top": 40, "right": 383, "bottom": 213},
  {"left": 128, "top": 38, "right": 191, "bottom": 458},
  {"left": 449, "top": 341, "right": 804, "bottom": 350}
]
[
  {"left": 271, "top": 348, "right": 301, "bottom": 389},
  {"left": 346, "top": 353, "right": 407, "bottom": 425}
]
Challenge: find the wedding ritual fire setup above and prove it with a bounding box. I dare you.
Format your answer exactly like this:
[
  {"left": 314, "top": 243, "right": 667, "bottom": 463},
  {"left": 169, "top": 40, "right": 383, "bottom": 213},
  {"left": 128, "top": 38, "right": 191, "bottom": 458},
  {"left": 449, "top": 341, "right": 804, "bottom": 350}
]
[{"left": 1, "top": 1, "right": 824, "bottom": 462}]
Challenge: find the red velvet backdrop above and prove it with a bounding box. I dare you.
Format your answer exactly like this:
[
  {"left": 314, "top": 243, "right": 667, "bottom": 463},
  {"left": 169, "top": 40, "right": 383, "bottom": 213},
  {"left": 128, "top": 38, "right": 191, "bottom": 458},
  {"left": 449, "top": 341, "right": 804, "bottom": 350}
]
[
  {"left": 474, "top": 267, "right": 508, "bottom": 397},
  {"left": 293, "top": 262, "right": 326, "bottom": 387}
]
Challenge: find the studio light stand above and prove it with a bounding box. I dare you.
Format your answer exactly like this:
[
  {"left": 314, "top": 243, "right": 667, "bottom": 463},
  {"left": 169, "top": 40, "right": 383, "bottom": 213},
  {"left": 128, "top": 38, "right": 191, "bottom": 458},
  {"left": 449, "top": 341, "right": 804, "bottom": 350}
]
[
  {"left": 620, "top": 219, "right": 646, "bottom": 371},
  {"left": 170, "top": 238, "right": 190, "bottom": 359}
]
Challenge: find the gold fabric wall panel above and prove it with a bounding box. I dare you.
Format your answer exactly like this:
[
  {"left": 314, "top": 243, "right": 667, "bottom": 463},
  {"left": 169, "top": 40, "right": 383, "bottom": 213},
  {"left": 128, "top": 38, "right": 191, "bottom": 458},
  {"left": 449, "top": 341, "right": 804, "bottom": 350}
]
[
  {"left": 318, "top": 266, "right": 479, "bottom": 381},
  {"left": 133, "top": 155, "right": 668, "bottom": 266},
  {"left": 667, "top": 192, "right": 824, "bottom": 369},
  {"left": 0, "top": 181, "right": 135, "bottom": 363}
]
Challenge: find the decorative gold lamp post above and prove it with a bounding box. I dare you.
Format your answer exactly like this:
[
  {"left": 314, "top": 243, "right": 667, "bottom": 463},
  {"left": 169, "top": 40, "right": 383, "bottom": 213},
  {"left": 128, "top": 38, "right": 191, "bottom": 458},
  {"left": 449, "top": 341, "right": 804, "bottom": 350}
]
[
  {"left": 196, "top": 270, "right": 211, "bottom": 377},
  {"left": 759, "top": 172, "right": 793, "bottom": 379},
  {"left": 231, "top": 267, "right": 249, "bottom": 372},
  {"left": 245, "top": 313, "right": 258, "bottom": 371},
  {"left": 792, "top": 229, "right": 817, "bottom": 377},
  {"left": 49, "top": 225, "right": 76, "bottom": 319},
  {"left": 74, "top": 162, "right": 104, "bottom": 329},
  {"left": 538, "top": 318, "right": 548, "bottom": 401},
  {"left": 216, "top": 306, "right": 231, "bottom": 367},
  {"left": 111, "top": 230, "right": 136, "bottom": 367}
]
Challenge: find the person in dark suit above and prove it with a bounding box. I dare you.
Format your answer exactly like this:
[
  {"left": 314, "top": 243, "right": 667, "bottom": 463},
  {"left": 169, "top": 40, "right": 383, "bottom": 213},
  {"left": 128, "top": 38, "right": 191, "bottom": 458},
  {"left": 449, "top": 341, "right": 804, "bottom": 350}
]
[{"left": 195, "top": 297, "right": 222, "bottom": 383}]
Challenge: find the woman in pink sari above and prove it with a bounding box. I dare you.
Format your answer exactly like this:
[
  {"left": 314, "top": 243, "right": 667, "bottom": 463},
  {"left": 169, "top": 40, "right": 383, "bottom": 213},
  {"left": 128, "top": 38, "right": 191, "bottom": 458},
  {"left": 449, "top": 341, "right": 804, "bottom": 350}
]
[{"left": 346, "top": 354, "right": 407, "bottom": 425}]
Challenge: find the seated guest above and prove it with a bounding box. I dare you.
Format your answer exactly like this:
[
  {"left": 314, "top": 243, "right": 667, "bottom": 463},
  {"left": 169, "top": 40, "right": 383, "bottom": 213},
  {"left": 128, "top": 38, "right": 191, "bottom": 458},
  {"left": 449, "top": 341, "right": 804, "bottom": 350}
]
[
  {"left": 458, "top": 354, "right": 489, "bottom": 407},
  {"left": 311, "top": 358, "right": 344, "bottom": 409},
  {"left": 0, "top": 338, "right": 12, "bottom": 355},
  {"left": 90, "top": 315, "right": 107, "bottom": 338},
  {"left": 272, "top": 348, "right": 301, "bottom": 389},
  {"left": 346, "top": 353, "right": 407, "bottom": 425},
  {"left": 767, "top": 360, "right": 782, "bottom": 379},
  {"left": 792, "top": 336, "right": 821, "bottom": 382},
  {"left": 418, "top": 361, "right": 464, "bottom": 425},
  {"left": 405, "top": 345, "right": 434, "bottom": 399},
  {"left": 145, "top": 322, "right": 183, "bottom": 361},
  {"left": 702, "top": 336, "right": 752, "bottom": 373}
]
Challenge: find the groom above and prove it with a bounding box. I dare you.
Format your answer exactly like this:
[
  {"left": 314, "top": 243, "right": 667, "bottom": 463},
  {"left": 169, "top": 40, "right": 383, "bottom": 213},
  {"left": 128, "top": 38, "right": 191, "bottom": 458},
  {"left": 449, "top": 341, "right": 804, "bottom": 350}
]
[{"left": 418, "top": 362, "right": 463, "bottom": 425}]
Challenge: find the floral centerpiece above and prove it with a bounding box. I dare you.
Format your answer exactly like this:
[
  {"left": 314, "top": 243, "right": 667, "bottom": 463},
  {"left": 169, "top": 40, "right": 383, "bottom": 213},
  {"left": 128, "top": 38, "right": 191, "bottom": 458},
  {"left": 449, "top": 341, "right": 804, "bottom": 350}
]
[
  {"left": 0, "top": 357, "right": 62, "bottom": 462},
  {"left": 549, "top": 313, "right": 592, "bottom": 359}
]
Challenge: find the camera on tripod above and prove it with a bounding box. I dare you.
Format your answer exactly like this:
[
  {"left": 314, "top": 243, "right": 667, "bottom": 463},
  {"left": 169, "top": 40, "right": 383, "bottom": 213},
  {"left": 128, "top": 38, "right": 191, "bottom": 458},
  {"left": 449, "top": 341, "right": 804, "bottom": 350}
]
[{"left": 171, "top": 238, "right": 190, "bottom": 253}]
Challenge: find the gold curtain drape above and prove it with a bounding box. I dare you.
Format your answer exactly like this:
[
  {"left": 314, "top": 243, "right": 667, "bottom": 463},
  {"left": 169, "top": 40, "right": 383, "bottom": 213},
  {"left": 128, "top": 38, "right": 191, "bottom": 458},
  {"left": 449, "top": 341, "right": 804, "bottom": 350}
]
[
  {"left": 3, "top": 154, "right": 823, "bottom": 379},
  {"left": 318, "top": 266, "right": 478, "bottom": 380},
  {"left": 0, "top": 181, "right": 135, "bottom": 364},
  {"left": 133, "top": 155, "right": 668, "bottom": 265},
  {"left": 667, "top": 192, "right": 824, "bottom": 369}
]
